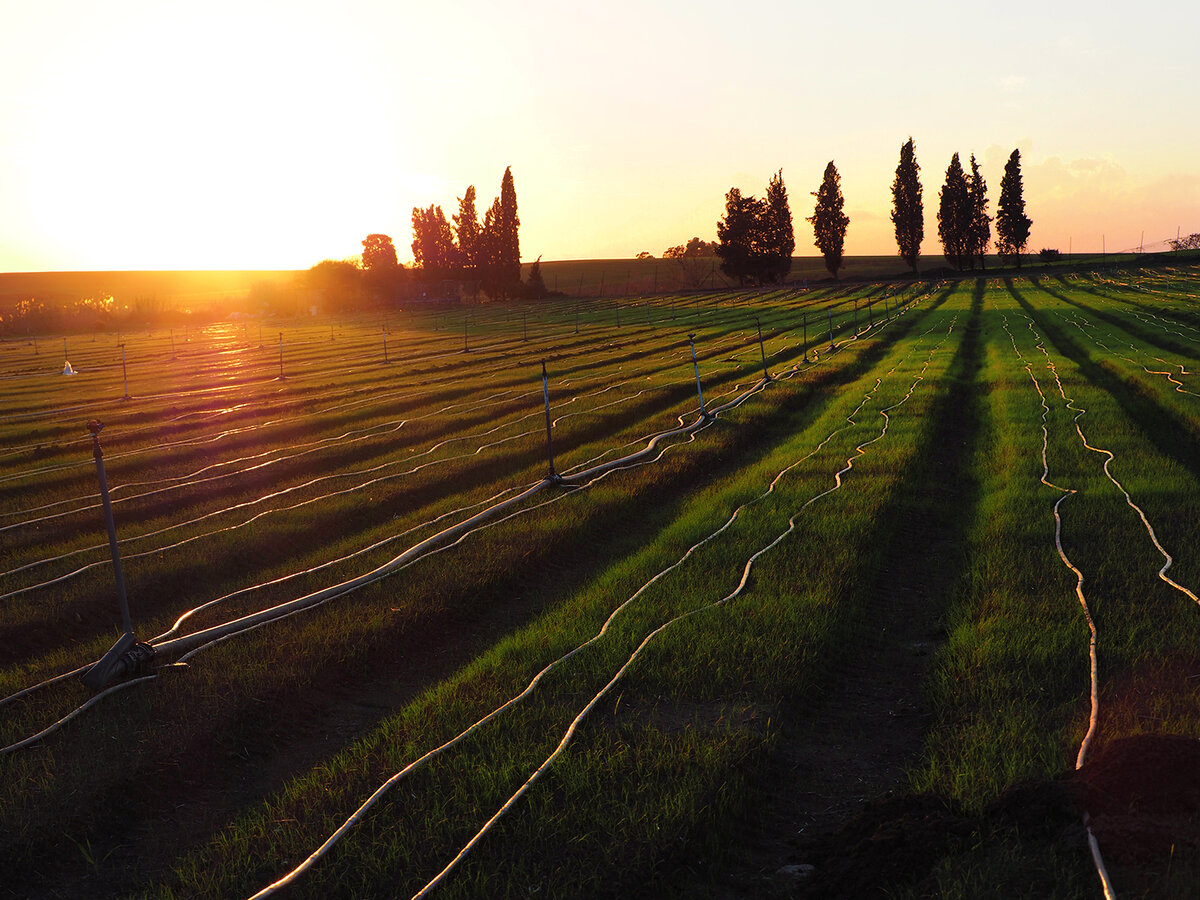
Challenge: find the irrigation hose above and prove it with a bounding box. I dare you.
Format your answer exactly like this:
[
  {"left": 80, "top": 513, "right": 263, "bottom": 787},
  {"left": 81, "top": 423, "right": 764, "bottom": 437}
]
[{"left": 250, "top": 309, "right": 948, "bottom": 899}]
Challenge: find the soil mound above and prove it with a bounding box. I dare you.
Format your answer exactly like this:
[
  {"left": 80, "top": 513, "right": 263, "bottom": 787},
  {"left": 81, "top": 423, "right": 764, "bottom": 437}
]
[{"left": 1071, "top": 733, "right": 1200, "bottom": 864}]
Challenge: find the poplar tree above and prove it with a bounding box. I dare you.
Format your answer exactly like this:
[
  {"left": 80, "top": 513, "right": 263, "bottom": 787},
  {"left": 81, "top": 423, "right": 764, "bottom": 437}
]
[
  {"left": 763, "top": 169, "right": 794, "bottom": 283},
  {"left": 497, "top": 166, "right": 521, "bottom": 294},
  {"left": 808, "top": 161, "right": 849, "bottom": 278},
  {"left": 891, "top": 138, "right": 923, "bottom": 273},
  {"left": 453, "top": 185, "right": 480, "bottom": 275},
  {"left": 937, "top": 153, "right": 970, "bottom": 270},
  {"left": 967, "top": 153, "right": 991, "bottom": 270},
  {"left": 996, "top": 149, "right": 1033, "bottom": 267}
]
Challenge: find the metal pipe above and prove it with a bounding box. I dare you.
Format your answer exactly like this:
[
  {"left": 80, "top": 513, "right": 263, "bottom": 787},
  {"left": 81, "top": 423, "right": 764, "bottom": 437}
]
[
  {"left": 688, "top": 334, "right": 708, "bottom": 417},
  {"left": 88, "top": 421, "right": 132, "bottom": 636},
  {"left": 755, "top": 316, "right": 769, "bottom": 380},
  {"left": 541, "top": 360, "right": 556, "bottom": 478}
]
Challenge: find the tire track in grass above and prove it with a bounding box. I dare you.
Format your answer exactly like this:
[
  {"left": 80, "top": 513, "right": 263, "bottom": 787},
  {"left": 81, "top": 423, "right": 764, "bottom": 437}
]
[{"left": 245, "top": 311, "right": 955, "bottom": 899}]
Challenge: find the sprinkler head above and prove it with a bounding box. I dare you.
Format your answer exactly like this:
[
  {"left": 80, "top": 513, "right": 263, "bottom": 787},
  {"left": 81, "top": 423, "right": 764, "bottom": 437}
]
[{"left": 87, "top": 419, "right": 104, "bottom": 438}]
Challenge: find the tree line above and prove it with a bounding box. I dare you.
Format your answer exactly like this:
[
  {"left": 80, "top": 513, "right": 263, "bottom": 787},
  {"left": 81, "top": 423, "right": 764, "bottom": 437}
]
[
  {"left": 409, "top": 166, "right": 534, "bottom": 300},
  {"left": 714, "top": 141, "right": 1035, "bottom": 283}
]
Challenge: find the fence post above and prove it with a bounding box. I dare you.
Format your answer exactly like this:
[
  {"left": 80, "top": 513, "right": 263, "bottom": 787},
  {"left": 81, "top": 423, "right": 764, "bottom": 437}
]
[{"left": 827, "top": 309, "right": 834, "bottom": 351}]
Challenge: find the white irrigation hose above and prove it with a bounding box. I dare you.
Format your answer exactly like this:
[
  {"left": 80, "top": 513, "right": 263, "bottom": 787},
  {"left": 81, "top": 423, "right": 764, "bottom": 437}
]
[
  {"left": 251, "top": 309, "right": 947, "bottom": 899},
  {"left": 1001, "top": 317, "right": 1114, "bottom": 900},
  {"left": 0, "top": 415, "right": 717, "bottom": 756},
  {"left": 409, "top": 316, "right": 956, "bottom": 899},
  {"left": 0, "top": 676, "right": 157, "bottom": 757},
  {"left": 1, "top": 384, "right": 532, "bottom": 521},
  {"left": 2, "top": 296, "right": 926, "bottom": 753},
  {"left": 1029, "top": 321, "right": 1199, "bottom": 606},
  {"left": 1061, "top": 312, "right": 1199, "bottom": 400},
  {"left": 0, "top": 385, "right": 635, "bottom": 598}
]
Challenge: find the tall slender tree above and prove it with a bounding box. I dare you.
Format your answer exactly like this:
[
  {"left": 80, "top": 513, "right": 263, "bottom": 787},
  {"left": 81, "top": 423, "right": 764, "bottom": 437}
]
[
  {"left": 808, "top": 161, "right": 849, "bottom": 278},
  {"left": 453, "top": 185, "right": 480, "bottom": 275},
  {"left": 937, "top": 153, "right": 970, "bottom": 270},
  {"left": 496, "top": 166, "right": 521, "bottom": 298},
  {"left": 891, "top": 138, "right": 923, "bottom": 273},
  {"left": 763, "top": 169, "right": 794, "bottom": 283},
  {"left": 996, "top": 149, "right": 1033, "bottom": 267},
  {"left": 966, "top": 153, "right": 991, "bottom": 270}
]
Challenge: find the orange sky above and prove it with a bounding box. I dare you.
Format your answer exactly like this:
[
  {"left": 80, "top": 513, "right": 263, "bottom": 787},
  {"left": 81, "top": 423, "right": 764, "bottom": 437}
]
[{"left": 2, "top": 0, "right": 1197, "bottom": 271}]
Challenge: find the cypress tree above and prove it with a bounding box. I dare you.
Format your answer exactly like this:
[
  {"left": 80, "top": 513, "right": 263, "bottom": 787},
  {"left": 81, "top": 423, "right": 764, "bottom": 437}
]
[
  {"left": 996, "top": 149, "right": 1033, "bottom": 267},
  {"left": 453, "top": 185, "right": 480, "bottom": 276},
  {"left": 497, "top": 166, "right": 521, "bottom": 296},
  {"left": 967, "top": 153, "right": 991, "bottom": 270},
  {"left": 763, "top": 169, "right": 794, "bottom": 283},
  {"left": 807, "top": 161, "right": 849, "bottom": 279},
  {"left": 890, "top": 138, "right": 923, "bottom": 273},
  {"left": 937, "top": 153, "right": 970, "bottom": 270}
]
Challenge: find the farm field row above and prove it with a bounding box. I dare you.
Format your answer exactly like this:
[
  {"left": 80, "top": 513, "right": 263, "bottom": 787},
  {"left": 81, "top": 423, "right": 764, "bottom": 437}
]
[{"left": 1, "top": 267, "right": 1197, "bottom": 898}]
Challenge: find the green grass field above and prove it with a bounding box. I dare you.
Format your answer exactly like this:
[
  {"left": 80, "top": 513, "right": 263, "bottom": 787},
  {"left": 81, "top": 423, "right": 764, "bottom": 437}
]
[{"left": 1, "top": 265, "right": 1198, "bottom": 898}]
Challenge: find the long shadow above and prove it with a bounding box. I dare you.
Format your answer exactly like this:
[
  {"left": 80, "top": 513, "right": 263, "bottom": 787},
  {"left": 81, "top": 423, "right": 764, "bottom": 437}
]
[
  {"left": 664, "top": 279, "right": 985, "bottom": 896},
  {"left": 1008, "top": 279, "right": 1200, "bottom": 485},
  {"left": 1032, "top": 277, "right": 1197, "bottom": 358},
  {"left": 0, "top": 282, "right": 960, "bottom": 896}
]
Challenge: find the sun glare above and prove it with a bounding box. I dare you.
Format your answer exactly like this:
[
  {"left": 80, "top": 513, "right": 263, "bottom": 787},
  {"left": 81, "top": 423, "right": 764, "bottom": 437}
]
[{"left": 21, "top": 4, "right": 413, "bottom": 270}]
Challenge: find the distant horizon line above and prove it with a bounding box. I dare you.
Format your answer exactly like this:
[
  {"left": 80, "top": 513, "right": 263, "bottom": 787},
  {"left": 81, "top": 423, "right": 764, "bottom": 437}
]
[{"left": 0, "top": 249, "right": 1141, "bottom": 277}]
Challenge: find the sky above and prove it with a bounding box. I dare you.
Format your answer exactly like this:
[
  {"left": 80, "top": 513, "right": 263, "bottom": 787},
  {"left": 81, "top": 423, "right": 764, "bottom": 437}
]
[{"left": 1, "top": 0, "right": 1197, "bottom": 272}]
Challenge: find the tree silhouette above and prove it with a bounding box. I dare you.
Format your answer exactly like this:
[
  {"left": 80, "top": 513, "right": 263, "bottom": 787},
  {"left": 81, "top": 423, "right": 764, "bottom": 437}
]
[
  {"left": 361, "top": 234, "right": 401, "bottom": 299},
  {"left": 453, "top": 186, "right": 481, "bottom": 276},
  {"left": 411, "top": 205, "right": 459, "bottom": 282},
  {"left": 664, "top": 237, "right": 718, "bottom": 289},
  {"left": 361, "top": 233, "right": 398, "bottom": 271},
  {"left": 996, "top": 149, "right": 1033, "bottom": 267},
  {"left": 808, "top": 161, "right": 849, "bottom": 278},
  {"left": 966, "top": 154, "right": 991, "bottom": 270},
  {"left": 763, "top": 169, "right": 795, "bottom": 283},
  {"left": 937, "top": 153, "right": 970, "bottom": 270},
  {"left": 891, "top": 138, "right": 923, "bottom": 273},
  {"left": 497, "top": 166, "right": 521, "bottom": 298},
  {"left": 525, "top": 256, "right": 548, "bottom": 299},
  {"left": 716, "top": 188, "right": 766, "bottom": 285}
]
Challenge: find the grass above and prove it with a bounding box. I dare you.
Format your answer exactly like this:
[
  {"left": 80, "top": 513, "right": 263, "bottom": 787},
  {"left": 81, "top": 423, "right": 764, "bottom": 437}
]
[{"left": 1, "top": 267, "right": 1198, "bottom": 896}]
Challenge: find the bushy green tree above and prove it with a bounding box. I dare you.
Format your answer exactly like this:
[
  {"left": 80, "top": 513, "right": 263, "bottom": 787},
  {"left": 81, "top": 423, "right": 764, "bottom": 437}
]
[
  {"left": 716, "top": 188, "right": 766, "bottom": 285},
  {"left": 891, "top": 138, "right": 923, "bottom": 273},
  {"left": 411, "top": 205, "right": 459, "bottom": 282},
  {"left": 996, "top": 149, "right": 1033, "bottom": 267},
  {"left": 716, "top": 171, "right": 794, "bottom": 285},
  {"left": 937, "top": 153, "right": 970, "bottom": 270},
  {"left": 808, "top": 161, "right": 849, "bottom": 278}
]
